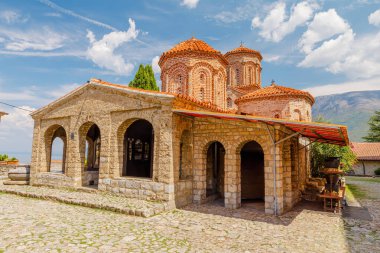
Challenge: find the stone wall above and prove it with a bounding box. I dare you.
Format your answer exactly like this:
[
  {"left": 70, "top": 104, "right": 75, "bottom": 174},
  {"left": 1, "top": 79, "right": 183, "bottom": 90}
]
[
  {"left": 30, "top": 83, "right": 176, "bottom": 203},
  {"left": 353, "top": 160, "right": 380, "bottom": 175},
  {"left": 0, "top": 164, "right": 16, "bottom": 179}
]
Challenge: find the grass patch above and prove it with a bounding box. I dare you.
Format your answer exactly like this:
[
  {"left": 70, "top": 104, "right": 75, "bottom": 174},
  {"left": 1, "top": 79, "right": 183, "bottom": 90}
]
[
  {"left": 345, "top": 176, "right": 380, "bottom": 183},
  {"left": 346, "top": 184, "right": 367, "bottom": 200}
]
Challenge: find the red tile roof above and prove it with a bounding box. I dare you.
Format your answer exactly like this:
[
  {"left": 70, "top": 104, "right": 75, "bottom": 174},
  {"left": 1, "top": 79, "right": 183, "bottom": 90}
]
[
  {"left": 235, "top": 82, "right": 315, "bottom": 105},
  {"left": 159, "top": 37, "right": 227, "bottom": 65},
  {"left": 225, "top": 45, "right": 263, "bottom": 60},
  {"left": 351, "top": 142, "right": 380, "bottom": 161}
]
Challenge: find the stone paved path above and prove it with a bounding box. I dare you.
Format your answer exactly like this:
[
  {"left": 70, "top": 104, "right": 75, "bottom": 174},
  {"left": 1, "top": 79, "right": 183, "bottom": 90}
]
[
  {"left": 343, "top": 177, "right": 380, "bottom": 253},
  {"left": 1, "top": 177, "right": 379, "bottom": 252},
  {"left": 0, "top": 193, "right": 349, "bottom": 253},
  {"left": 0, "top": 183, "right": 169, "bottom": 217}
]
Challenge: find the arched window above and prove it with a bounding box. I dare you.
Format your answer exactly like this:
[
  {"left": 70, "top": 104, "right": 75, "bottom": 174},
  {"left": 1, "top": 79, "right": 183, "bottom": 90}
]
[
  {"left": 294, "top": 109, "right": 302, "bottom": 121},
  {"left": 235, "top": 68, "right": 240, "bottom": 85},
  {"left": 227, "top": 97, "right": 232, "bottom": 108},
  {"left": 200, "top": 88, "right": 205, "bottom": 101},
  {"left": 248, "top": 67, "right": 253, "bottom": 85},
  {"left": 48, "top": 126, "right": 67, "bottom": 173},
  {"left": 200, "top": 73, "right": 205, "bottom": 84}
]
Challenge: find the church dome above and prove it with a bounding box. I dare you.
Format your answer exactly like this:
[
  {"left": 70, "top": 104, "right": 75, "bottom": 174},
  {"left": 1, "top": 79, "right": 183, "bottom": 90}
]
[
  {"left": 225, "top": 45, "right": 262, "bottom": 60},
  {"left": 235, "top": 82, "right": 315, "bottom": 105},
  {"left": 159, "top": 37, "right": 227, "bottom": 65}
]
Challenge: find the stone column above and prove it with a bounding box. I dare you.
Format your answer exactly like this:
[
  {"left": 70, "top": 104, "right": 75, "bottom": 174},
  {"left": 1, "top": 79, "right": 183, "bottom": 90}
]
[{"left": 224, "top": 152, "right": 240, "bottom": 209}]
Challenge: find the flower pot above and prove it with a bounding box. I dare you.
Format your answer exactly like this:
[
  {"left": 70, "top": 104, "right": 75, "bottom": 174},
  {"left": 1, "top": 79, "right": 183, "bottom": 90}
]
[{"left": 7, "top": 160, "right": 19, "bottom": 165}]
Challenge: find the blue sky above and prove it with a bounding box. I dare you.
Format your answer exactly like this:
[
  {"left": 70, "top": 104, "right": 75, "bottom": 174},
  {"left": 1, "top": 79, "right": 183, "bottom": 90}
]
[{"left": 0, "top": 0, "right": 380, "bottom": 161}]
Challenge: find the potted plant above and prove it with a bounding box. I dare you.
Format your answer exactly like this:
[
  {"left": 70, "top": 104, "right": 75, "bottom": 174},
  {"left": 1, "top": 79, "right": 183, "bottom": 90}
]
[
  {"left": 7, "top": 157, "right": 19, "bottom": 165},
  {"left": 0, "top": 154, "right": 8, "bottom": 165}
]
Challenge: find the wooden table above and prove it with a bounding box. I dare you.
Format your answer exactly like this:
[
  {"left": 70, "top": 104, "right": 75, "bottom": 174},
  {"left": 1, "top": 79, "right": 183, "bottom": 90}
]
[{"left": 319, "top": 190, "right": 344, "bottom": 213}]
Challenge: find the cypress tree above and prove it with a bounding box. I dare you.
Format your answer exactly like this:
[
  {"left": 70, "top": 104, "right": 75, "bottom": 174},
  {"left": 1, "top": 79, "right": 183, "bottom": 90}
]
[
  {"left": 363, "top": 111, "right": 380, "bottom": 142},
  {"left": 129, "top": 64, "right": 159, "bottom": 91}
]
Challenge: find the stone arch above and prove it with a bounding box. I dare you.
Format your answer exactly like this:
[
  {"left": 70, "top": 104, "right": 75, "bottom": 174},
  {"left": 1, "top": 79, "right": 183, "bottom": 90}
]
[
  {"left": 293, "top": 109, "right": 302, "bottom": 121},
  {"left": 179, "top": 129, "right": 192, "bottom": 180},
  {"left": 165, "top": 63, "right": 189, "bottom": 94},
  {"left": 78, "top": 122, "right": 101, "bottom": 187},
  {"left": 44, "top": 124, "right": 68, "bottom": 174},
  {"left": 117, "top": 118, "right": 154, "bottom": 178},
  {"left": 191, "top": 62, "right": 214, "bottom": 101}
]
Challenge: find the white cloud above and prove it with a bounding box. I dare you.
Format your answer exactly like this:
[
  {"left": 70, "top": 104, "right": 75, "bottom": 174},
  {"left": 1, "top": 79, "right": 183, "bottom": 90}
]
[
  {"left": 369, "top": 9, "right": 380, "bottom": 26},
  {"left": 38, "top": 0, "right": 117, "bottom": 31},
  {"left": 252, "top": 1, "right": 318, "bottom": 42},
  {"left": 298, "top": 9, "right": 350, "bottom": 54},
  {"left": 304, "top": 77, "right": 380, "bottom": 96},
  {"left": 86, "top": 18, "right": 139, "bottom": 76},
  {"left": 210, "top": 0, "right": 261, "bottom": 23},
  {"left": 0, "top": 105, "right": 35, "bottom": 161},
  {"left": 151, "top": 56, "right": 161, "bottom": 74},
  {"left": 0, "top": 27, "right": 66, "bottom": 51},
  {"left": 181, "top": 0, "right": 200, "bottom": 9},
  {"left": 263, "top": 54, "right": 281, "bottom": 63},
  {"left": 0, "top": 10, "right": 28, "bottom": 24},
  {"left": 298, "top": 9, "right": 380, "bottom": 79}
]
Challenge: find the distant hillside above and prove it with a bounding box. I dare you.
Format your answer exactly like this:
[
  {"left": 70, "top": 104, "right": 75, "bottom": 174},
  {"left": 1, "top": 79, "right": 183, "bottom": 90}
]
[{"left": 313, "top": 90, "right": 380, "bottom": 142}]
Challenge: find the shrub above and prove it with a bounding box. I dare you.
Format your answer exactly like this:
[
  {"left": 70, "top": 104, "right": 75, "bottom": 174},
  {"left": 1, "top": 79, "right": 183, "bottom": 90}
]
[{"left": 375, "top": 168, "right": 380, "bottom": 176}]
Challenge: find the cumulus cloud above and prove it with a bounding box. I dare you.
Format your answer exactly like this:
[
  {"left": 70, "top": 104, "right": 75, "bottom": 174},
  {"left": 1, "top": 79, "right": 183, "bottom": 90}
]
[
  {"left": 298, "top": 9, "right": 351, "bottom": 54},
  {"left": 0, "top": 10, "right": 28, "bottom": 24},
  {"left": 369, "top": 9, "right": 380, "bottom": 26},
  {"left": 181, "top": 0, "right": 200, "bottom": 9},
  {"left": 298, "top": 9, "right": 380, "bottom": 79},
  {"left": 0, "top": 27, "right": 66, "bottom": 51},
  {"left": 151, "top": 56, "right": 161, "bottom": 74},
  {"left": 86, "top": 18, "right": 139, "bottom": 76},
  {"left": 252, "top": 1, "right": 318, "bottom": 42}
]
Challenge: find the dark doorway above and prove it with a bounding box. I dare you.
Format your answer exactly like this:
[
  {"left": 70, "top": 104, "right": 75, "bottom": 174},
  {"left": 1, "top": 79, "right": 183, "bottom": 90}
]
[
  {"left": 240, "top": 141, "right": 264, "bottom": 200},
  {"left": 85, "top": 124, "right": 101, "bottom": 171},
  {"left": 206, "top": 142, "right": 225, "bottom": 197},
  {"left": 123, "top": 119, "right": 154, "bottom": 178}
]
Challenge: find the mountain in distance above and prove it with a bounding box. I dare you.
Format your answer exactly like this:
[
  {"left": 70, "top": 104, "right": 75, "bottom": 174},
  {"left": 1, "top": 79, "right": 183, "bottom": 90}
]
[{"left": 312, "top": 90, "right": 380, "bottom": 142}]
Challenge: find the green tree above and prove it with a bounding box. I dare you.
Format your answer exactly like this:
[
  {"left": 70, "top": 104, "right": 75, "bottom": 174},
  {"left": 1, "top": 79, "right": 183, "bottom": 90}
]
[
  {"left": 363, "top": 110, "right": 380, "bottom": 142},
  {"left": 129, "top": 64, "right": 159, "bottom": 91},
  {"left": 310, "top": 116, "right": 357, "bottom": 176}
]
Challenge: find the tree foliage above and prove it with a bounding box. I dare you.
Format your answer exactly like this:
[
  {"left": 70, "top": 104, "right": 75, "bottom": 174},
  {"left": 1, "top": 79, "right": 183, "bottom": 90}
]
[
  {"left": 129, "top": 64, "right": 159, "bottom": 91},
  {"left": 363, "top": 110, "right": 380, "bottom": 142},
  {"left": 310, "top": 115, "right": 357, "bottom": 176}
]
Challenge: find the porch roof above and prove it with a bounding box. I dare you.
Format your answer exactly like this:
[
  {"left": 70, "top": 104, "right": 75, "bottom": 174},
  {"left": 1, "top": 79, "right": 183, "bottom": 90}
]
[{"left": 173, "top": 109, "right": 349, "bottom": 146}]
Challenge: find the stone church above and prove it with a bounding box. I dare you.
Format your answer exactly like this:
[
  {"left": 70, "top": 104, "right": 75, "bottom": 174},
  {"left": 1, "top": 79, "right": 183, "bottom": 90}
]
[{"left": 30, "top": 37, "right": 348, "bottom": 215}]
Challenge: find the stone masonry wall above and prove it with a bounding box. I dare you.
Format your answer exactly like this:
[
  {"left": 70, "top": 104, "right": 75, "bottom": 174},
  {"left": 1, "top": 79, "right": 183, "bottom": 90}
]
[
  {"left": 30, "top": 84, "right": 176, "bottom": 203},
  {"left": 237, "top": 97, "right": 312, "bottom": 121}
]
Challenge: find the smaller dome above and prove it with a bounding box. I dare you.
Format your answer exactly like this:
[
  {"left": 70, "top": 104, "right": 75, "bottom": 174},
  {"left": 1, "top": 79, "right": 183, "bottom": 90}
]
[
  {"left": 235, "top": 82, "right": 314, "bottom": 104},
  {"left": 159, "top": 37, "right": 226, "bottom": 65},
  {"left": 225, "top": 44, "right": 262, "bottom": 60}
]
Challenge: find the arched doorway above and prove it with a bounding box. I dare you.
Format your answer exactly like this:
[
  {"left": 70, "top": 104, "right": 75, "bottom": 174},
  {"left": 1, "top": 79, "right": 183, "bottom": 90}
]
[
  {"left": 83, "top": 124, "right": 101, "bottom": 187},
  {"left": 240, "top": 141, "right": 264, "bottom": 201},
  {"left": 206, "top": 142, "right": 225, "bottom": 197},
  {"left": 49, "top": 126, "right": 67, "bottom": 173},
  {"left": 123, "top": 119, "right": 154, "bottom": 178}
]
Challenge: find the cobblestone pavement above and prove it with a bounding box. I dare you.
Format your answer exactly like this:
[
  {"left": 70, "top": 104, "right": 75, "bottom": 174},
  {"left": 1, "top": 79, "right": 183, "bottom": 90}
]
[
  {"left": 0, "top": 192, "right": 350, "bottom": 253},
  {"left": 344, "top": 177, "right": 380, "bottom": 253},
  {"left": 0, "top": 183, "right": 169, "bottom": 217}
]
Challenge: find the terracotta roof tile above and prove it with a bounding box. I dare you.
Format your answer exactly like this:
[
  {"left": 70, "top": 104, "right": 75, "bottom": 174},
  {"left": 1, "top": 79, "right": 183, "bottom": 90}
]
[
  {"left": 159, "top": 37, "right": 227, "bottom": 65},
  {"left": 351, "top": 142, "right": 380, "bottom": 160},
  {"left": 235, "top": 82, "right": 315, "bottom": 104},
  {"left": 225, "top": 45, "right": 262, "bottom": 60}
]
